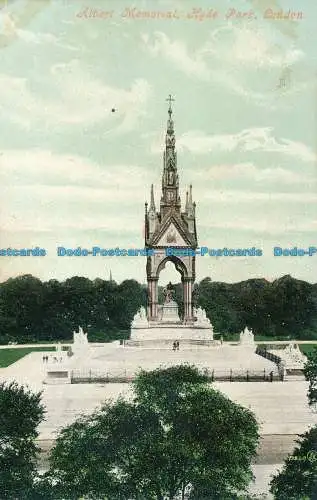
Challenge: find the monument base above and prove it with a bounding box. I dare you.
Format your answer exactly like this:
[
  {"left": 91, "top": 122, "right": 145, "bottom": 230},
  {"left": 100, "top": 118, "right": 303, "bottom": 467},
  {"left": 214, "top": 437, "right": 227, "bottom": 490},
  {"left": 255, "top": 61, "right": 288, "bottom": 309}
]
[{"left": 130, "top": 323, "right": 213, "bottom": 342}]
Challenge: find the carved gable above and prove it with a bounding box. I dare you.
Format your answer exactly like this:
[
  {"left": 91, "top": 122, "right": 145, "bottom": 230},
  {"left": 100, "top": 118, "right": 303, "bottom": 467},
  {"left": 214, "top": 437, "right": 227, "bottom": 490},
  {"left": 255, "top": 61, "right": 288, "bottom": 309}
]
[{"left": 156, "top": 221, "right": 188, "bottom": 247}]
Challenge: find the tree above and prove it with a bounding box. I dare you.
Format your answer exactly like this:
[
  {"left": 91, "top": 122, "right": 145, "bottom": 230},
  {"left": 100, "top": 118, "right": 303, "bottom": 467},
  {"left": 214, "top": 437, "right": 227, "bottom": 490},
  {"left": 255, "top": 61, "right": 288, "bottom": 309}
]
[
  {"left": 134, "top": 365, "right": 259, "bottom": 499},
  {"left": 303, "top": 347, "right": 317, "bottom": 407},
  {"left": 270, "top": 427, "right": 317, "bottom": 500},
  {"left": 43, "top": 365, "right": 259, "bottom": 499},
  {"left": 1, "top": 274, "right": 316, "bottom": 344},
  {"left": 0, "top": 381, "right": 45, "bottom": 499},
  {"left": 0, "top": 275, "right": 44, "bottom": 343},
  {"left": 270, "top": 349, "right": 317, "bottom": 499}
]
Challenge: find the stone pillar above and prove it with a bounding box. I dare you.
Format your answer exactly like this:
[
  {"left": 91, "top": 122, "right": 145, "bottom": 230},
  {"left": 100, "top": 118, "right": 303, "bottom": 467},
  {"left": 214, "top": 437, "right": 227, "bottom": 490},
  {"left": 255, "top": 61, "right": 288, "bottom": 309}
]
[
  {"left": 148, "top": 278, "right": 158, "bottom": 320},
  {"left": 182, "top": 279, "right": 187, "bottom": 319},
  {"left": 183, "top": 278, "right": 194, "bottom": 322}
]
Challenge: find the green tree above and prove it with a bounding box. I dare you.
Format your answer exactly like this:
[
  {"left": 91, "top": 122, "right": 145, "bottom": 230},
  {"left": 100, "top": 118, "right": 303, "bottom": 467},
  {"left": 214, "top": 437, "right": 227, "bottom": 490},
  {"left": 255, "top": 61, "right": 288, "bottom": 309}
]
[
  {"left": 270, "top": 427, "right": 317, "bottom": 500},
  {"left": 270, "top": 349, "right": 317, "bottom": 499},
  {"left": 0, "top": 381, "right": 45, "bottom": 499},
  {"left": 0, "top": 275, "right": 44, "bottom": 343},
  {"left": 303, "top": 347, "right": 317, "bottom": 406},
  {"left": 43, "top": 365, "right": 259, "bottom": 499}
]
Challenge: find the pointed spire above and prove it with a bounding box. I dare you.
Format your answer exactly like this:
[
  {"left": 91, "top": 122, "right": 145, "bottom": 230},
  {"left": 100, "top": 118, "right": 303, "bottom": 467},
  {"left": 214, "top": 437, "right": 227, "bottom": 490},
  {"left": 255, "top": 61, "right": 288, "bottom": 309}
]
[
  {"left": 185, "top": 190, "right": 189, "bottom": 212},
  {"left": 165, "top": 94, "right": 175, "bottom": 149},
  {"left": 189, "top": 184, "right": 193, "bottom": 204},
  {"left": 149, "top": 184, "right": 156, "bottom": 212},
  {"left": 160, "top": 95, "right": 181, "bottom": 215},
  {"left": 188, "top": 184, "right": 194, "bottom": 217},
  {"left": 109, "top": 270, "right": 113, "bottom": 282}
]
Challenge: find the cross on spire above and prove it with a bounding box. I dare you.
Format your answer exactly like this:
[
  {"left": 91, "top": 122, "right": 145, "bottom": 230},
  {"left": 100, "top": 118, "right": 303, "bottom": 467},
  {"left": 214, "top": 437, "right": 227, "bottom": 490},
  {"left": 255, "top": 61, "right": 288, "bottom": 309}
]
[{"left": 166, "top": 94, "right": 175, "bottom": 115}]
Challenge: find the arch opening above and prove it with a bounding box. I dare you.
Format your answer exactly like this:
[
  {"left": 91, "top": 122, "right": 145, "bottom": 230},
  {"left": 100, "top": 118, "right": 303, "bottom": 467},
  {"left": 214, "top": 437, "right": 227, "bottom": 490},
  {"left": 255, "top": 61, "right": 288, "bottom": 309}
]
[{"left": 156, "top": 258, "right": 185, "bottom": 320}]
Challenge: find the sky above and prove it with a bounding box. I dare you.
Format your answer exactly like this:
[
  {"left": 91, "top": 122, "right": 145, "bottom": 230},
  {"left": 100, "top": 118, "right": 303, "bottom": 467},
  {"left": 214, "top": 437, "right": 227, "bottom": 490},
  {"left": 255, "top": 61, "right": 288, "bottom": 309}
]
[{"left": 0, "top": 0, "right": 316, "bottom": 285}]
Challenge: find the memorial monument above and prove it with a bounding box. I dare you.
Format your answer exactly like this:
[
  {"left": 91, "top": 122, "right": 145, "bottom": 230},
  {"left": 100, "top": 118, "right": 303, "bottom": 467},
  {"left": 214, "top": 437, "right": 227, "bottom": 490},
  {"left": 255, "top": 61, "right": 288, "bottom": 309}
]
[{"left": 44, "top": 97, "right": 281, "bottom": 389}]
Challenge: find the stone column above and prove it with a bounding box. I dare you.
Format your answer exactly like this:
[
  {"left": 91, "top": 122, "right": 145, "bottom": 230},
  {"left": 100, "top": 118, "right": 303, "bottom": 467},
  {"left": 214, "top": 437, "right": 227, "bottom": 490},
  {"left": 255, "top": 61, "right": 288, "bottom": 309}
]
[{"left": 182, "top": 279, "right": 187, "bottom": 320}]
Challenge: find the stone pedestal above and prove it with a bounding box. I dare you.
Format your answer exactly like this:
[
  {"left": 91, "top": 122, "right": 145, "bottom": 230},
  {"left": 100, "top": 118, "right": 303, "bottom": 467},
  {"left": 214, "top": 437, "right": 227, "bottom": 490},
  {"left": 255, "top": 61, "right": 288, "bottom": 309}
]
[
  {"left": 160, "top": 299, "right": 180, "bottom": 323},
  {"left": 130, "top": 305, "right": 213, "bottom": 344}
]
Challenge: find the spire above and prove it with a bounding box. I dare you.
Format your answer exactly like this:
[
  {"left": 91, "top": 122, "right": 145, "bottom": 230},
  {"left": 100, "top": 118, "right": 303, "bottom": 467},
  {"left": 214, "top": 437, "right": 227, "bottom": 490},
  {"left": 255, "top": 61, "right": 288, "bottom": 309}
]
[
  {"left": 160, "top": 94, "right": 180, "bottom": 216},
  {"left": 185, "top": 190, "right": 189, "bottom": 212},
  {"left": 188, "top": 184, "right": 194, "bottom": 217},
  {"left": 109, "top": 270, "right": 113, "bottom": 282},
  {"left": 189, "top": 184, "right": 193, "bottom": 204},
  {"left": 165, "top": 94, "right": 175, "bottom": 146},
  {"left": 149, "top": 184, "right": 156, "bottom": 212}
]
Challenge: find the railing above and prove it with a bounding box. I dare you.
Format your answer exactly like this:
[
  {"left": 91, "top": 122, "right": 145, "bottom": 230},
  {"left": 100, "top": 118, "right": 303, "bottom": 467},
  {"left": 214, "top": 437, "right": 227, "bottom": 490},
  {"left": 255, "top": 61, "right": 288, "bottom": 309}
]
[
  {"left": 256, "top": 346, "right": 282, "bottom": 365},
  {"left": 256, "top": 347, "right": 286, "bottom": 380},
  {"left": 70, "top": 367, "right": 280, "bottom": 384}
]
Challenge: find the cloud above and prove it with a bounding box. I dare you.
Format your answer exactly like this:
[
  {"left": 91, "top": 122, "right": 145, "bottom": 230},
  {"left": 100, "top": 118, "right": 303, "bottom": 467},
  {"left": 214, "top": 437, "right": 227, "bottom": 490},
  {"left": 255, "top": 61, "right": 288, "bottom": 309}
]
[
  {"left": 200, "top": 217, "right": 317, "bottom": 235},
  {"left": 192, "top": 163, "right": 313, "bottom": 185},
  {"left": 202, "top": 24, "right": 304, "bottom": 68},
  {"left": 0, "top": 149, "right": 151, "bottom": 190},
  {"left": 142, "top": 27, "right": 304, "bottom": 105},
  {"left": 141, "top": 31, "right": 209, "bottom": 80},
  {"left": 0, "top": 60, "right": 151, "bottom": 130},
  {"left": 1, "top": 149, "right": 316, "bottom": 237},
  {"left": 1, "top": 203, "right": 142, "bottom": 233},
  {"left": 0, "top": 8, "right": 77, "bottom": 50},
  {"left": 176, "top": 128, "right": 317, "bottom": 162},
  {"left": 201, "top": 190, "right": 317, "bottom": 203},
  {"left": 0, "top": 149, "right": 151, "bottom": 233}
]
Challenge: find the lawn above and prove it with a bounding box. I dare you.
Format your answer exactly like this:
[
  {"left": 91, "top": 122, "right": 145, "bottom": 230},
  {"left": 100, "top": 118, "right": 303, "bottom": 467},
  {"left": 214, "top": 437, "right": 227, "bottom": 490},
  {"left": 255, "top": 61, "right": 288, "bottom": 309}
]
[
  {"left": 299, "top": 344, "right": 317, "bottom": 357},
  {"left": 0, "top": 347, "right": 55, "bottom": 368}
]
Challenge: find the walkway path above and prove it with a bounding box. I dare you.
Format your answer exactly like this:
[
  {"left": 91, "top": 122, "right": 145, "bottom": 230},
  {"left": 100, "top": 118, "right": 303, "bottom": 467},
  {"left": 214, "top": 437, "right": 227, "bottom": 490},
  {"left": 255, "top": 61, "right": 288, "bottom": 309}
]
[{"left": 0, "top": 339, "right": 316, "bottom": 350}]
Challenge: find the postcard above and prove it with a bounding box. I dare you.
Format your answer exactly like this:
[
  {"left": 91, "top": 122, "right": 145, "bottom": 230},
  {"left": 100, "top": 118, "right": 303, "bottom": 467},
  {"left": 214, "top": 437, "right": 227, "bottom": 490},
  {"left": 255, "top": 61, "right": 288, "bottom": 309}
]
[{"left": 0, "top": 0, "right": 316, "bottom": 498}]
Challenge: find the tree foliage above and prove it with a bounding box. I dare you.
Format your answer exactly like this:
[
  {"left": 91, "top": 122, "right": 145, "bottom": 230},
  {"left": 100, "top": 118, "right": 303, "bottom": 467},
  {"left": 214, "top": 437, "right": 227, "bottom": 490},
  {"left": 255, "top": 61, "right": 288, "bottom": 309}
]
[
  {"left": 303, "top": 347, "right": 317, "bottom": 407},
  {"left": 42, "top": 365, "right": 259, "bottom": 499},
  {"left": 270, "top": 426, "right": 317, "bottom": 500},
  {"left": 0, "top": 275, "right": 147, "bottom": 343},
  {"left": 197, "top": 275, "right": 317, "bottom": 339},
  {"left": 269, "top": 348, "right": 317, "bottom": 499},
  {"left": 0, "top": 273, "right": 316, "bottom": 344},
  {"left": 0, "top": 381, "right": 45, "bottom": 499}
]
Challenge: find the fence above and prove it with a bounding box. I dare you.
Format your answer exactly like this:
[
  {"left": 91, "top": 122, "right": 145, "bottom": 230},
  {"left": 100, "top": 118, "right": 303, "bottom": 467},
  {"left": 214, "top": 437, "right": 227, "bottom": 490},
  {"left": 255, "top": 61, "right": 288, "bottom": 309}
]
[
  {"left": 256, "top": 346, "right": 282, "bottom": 365},
  {"left": 70, "top": 367, "right": 280, "bottom": 384}
]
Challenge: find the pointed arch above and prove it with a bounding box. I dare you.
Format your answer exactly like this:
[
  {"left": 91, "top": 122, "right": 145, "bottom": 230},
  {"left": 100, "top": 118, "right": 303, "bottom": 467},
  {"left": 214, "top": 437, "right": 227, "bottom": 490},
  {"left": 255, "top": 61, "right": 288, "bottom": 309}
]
[{"left": 156, "top": 255, "right": 188, "bottom": 280}]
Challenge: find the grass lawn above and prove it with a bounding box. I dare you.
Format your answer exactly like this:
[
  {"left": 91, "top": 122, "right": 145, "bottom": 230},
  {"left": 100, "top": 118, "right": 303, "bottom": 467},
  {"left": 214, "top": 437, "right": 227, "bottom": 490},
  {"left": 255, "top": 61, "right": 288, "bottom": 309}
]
[
  {"left": 222, "top": 333, "right": 304, "bottom": 342},
  {"left": 300, "top": 344, "right": 317, "bottom": 357},
  {"left": 0, "top": 347, "right": 55, "bottom": 368}
]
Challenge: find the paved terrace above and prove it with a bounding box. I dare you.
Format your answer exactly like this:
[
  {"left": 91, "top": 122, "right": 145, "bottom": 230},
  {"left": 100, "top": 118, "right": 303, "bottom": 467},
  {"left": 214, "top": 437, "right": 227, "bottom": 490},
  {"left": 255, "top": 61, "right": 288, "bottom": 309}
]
[
  {"left": 63, "top": 343, "right": 280, "bottom": 378},
  {"left": 0, "top": 350, "right": 315, "bottom": 439},
  {"left": 1, "top": 348, "right": 316, "bottom": 498}
]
